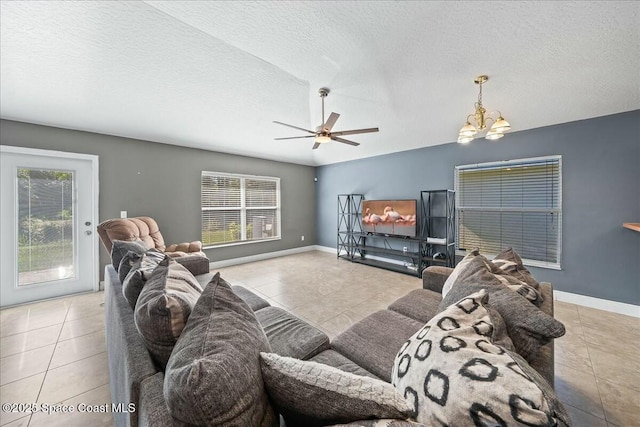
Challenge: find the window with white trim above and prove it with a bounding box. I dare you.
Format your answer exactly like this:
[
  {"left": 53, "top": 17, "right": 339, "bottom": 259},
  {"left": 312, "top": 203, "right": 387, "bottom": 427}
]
[
  {"left": 201, "top": 172, "right": 280, "bottom": 247},
  {"left": 455, "top": 155, "right": 562, "bottom": 269}
]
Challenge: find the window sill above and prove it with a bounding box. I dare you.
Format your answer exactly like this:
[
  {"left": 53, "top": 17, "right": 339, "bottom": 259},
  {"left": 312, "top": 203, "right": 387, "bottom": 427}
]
[{"left": 203, "top": 237, "right": 281, "bottom": 250}]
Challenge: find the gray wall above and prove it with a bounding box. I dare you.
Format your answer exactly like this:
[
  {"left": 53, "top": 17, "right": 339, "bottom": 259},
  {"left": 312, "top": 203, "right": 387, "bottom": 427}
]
[
  {"left": 316, "top": 111, "right": 640, "bottom": 306},
  {"left": 1, "top": 119, "right": 316, "bottom": 276}
]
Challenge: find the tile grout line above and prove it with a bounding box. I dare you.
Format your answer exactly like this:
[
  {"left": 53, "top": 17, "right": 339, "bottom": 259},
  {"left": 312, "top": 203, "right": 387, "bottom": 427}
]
[
  {"left": 29, "top": 298, "right": 73, "bottom": 427},
  {"left": 575, "top": 304, "right": 611, "bottom": 425}
]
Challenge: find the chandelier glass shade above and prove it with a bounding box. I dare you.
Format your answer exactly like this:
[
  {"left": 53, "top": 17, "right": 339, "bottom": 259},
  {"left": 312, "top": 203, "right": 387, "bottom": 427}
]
[{"left": 458, "top": 75, "right": 511, "bottom": 144}]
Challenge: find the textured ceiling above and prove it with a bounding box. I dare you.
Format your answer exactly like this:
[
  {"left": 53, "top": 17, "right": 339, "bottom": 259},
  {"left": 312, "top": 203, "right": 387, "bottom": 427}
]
[{"left": 1, "top": 1, "right": 638, "bottom": 166}]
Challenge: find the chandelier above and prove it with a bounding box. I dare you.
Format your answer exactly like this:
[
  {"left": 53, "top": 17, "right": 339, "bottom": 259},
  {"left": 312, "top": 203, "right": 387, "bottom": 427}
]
[{"left": 458, "top": 75, "right": 511, "bottom": 144}]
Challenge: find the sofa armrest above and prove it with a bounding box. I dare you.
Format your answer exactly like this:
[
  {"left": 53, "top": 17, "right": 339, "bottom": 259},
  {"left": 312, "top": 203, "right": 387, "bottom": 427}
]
[
  {"left": 421, "top": 266, "right": 454, "bottom": 293},
  {"left": 174, "top": 254, "right": 210, "bottom": 276}
]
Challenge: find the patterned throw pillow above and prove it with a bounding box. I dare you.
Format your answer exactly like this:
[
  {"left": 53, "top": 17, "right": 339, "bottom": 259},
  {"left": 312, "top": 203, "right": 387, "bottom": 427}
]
[
  {"left": 438, "top": 256, "right": 565, "bottom": 361},
  {"left": 392, "top": 290, "right": 570, "bottom": 426},
  {"left": 443, "top": 248, "right": 542, "bottom": 305},
  {"left": 260, "top": 352, "right": 413, "bottom": 427},
  {"left": 164, "top": 273, "right": 277, "bottom": 427},
  {"left": 134, "top": 259, "right": 203, "bottom": 368},
  {"left": 110, "top": 239, "right": 148, "bottom": 271},
  {"left": 493, "top": 247, "right": 540, "bottom": 289}
]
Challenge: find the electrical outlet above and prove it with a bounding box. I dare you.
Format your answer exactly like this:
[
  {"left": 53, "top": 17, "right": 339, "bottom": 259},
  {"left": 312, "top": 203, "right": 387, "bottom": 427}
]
[
  {"left": 301, "top": 235, "right": 305, "bottom": 241},
  {"left": 403, "top": 246, "right": 408, "bottom": 254},
  {"left": 120, "top": 211, "right": 127, "bottom": 218}
]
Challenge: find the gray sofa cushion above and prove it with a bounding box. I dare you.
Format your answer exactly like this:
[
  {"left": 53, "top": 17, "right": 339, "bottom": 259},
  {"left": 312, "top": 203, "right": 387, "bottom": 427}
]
[
  {"left": 232, "top": 285, "right": 271, "bottom": 311},
  {"left": 309, "top": 350, "right": 380, "bottom": 380},
  {"left": 256, "top": 306, "right": 330, "bottom": 360},
  {"left": 332, "top": 310, "right": 423, "bottom": 382},
  {"left": 260, "top": 352, "right": 412, "bottom": 427},
  {"left": 393, "top": 290, "right": 569, "bottom": 426},
  {"left": 134, "top": 260, "right": 203, "bottom": 369},
  {"left": 439, "top": 256, "right": 565, "bottom": 362},
  {"left": 164, "top": 273, "right": 277, "bottom": 427},
  {"left": 387, "top": 289, "right": 442, "bottom": 323}
]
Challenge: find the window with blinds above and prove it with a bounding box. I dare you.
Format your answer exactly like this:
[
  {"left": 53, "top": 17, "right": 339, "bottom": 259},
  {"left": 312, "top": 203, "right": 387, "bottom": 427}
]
[
  {"left": 201, "top": 172, "right": 280, "bottom": 247},
  {"left": 454, "top": 156, "right": 562, "bottom": 269}
]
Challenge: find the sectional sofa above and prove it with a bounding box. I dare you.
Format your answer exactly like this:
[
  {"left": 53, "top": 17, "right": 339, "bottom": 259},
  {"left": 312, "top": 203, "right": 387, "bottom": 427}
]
[{"left": 104, "top": 245, "right": 567, "bottom": 426}]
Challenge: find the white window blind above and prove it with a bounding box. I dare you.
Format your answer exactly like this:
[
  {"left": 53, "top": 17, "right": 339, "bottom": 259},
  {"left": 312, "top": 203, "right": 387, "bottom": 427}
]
[
  {"left": 201, "top": 172, "right": 280, "bottom": 247},
  {"left": 455, "top": 156, "right": 562, "bottom": 269}
]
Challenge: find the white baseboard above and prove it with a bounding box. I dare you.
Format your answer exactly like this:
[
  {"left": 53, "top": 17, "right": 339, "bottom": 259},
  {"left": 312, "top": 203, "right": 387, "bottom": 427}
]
[
  {"left": 209, "top": 245, "right": 317, "bottom": 269},
  {"left": 211, "top": 245, "right": 639, "bottom": 318},
  {"left": 554, "top": 290, "right": 640, "bottom": 318},
  {"left": 314, "top": 245, "right": 337, "bottom": 254}
]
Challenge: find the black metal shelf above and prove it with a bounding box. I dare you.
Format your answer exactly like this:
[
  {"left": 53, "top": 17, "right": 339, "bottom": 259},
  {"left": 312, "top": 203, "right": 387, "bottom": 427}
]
[
  {"left": 354, "top": 244, "right": 420, "bottom": 259},
  {"left": 352, "top": 232, "right": 421, "bottom": 242},
  {"left": 350, "top": 257, "right": 419, "bottom": 276},
  {"left": 337, "top": 191, "right": 456, "bottom": 278},
  {"left": 420, "top": 190, "right": 456, "bottom": 269}
]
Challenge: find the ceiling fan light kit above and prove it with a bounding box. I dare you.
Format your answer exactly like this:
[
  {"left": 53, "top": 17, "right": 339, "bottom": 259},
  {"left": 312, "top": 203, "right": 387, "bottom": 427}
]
[
  {"left": 274, "top": 87, "right": 379, "bottom": 150},
  {"left": 457, "top": 75, "right": 511, "bottom": 144}
]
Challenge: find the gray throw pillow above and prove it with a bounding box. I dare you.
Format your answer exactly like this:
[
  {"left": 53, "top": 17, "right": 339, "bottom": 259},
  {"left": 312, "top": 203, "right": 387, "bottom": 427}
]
[
  {"left": 122, "top": 251, "right": 170, "bottom": 310},
  {"left": 438, "top": 256, "right": 565, "bottom": 361},
  {"left": 118, "top": 247, "right": 165, "bottom": 284},
  {"left": 164, "top": 273, "right": 277, "bottom": 427},
  {"left": 493, "top": 247, "right": 540, "bottom": 289},
  {"left": 393, "top": 290, "right": 570, "bottom": 427},
  {"left": 118, "top": 250, "right": 143, "bottom": 284},
  {"left": 111, "top": 239, "right": 147, "bottom": 271},
  {"left": 134, "top": 259, "right": 203, "bottom": 369},
  {"left": 260, "top": 352, "right": 412, "bottom": 427}
]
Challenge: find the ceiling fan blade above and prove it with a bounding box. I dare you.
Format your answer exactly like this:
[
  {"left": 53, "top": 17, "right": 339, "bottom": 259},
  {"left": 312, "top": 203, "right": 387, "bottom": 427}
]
[
  {"left": 332, "top": 136, "right": 360, "bottom": 146},
  {"left": 330, "top": 127, "right": 379, "bottom": 137},
  {"left": 312, "top": 142, "right": 321, "bottom": 150},
  {"left": 274, "top": 135, "right": 316, "bottom": 140},
  {"left": 323, "top": 112, "right": 340, "bottom": 132},
  {"left": 272, "top": 121, "right": 316, "bottom": 134}
]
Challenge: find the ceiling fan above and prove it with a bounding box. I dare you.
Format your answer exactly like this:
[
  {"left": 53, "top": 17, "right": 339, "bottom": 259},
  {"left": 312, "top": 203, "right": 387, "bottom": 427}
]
[{"left": 273, "top": 87, "right": 379, "bottom": 150}]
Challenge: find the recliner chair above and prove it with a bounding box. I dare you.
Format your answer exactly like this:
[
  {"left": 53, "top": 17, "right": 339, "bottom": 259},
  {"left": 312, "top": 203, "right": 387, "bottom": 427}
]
[{"left": 97, "top": 216, "right": 206, "bottom": 258}]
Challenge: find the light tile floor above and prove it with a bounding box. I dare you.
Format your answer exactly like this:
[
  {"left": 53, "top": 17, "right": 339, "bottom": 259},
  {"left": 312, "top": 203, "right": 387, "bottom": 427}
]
[{"left": 1, "top": 251, "right": 638, "bottom": 426}]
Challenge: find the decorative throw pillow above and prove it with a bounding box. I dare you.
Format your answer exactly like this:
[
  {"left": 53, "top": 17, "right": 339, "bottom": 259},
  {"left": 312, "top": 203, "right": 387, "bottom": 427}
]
[
  {"left": 260, "top": 352, "right": 412, "bottom": 427},
  {"left": 438, "top": 256, "right": 565, "bottom": 361},
  {"left": 122, "top": 251, "right": 170, "bottom": 310},
  {"left": 444, "top": 248, "right": 542, "bottom": 306},
  {"left": 118, "top": 250, "right": 142, "bottom": 284},
  {"left": 493, "top": 247, "right": 540, "bottom": 289},
  {"left": 118, "top": 247, "right": 165, "bottom": 284},
  {"left": 111, "top": 239, "right": 148, "bottom": 271},
  {"left": 164, "top": 273, "right": 277, "bottom": 427},
  {"left": 393, "top": 290, "right": 570, "bottom": 427},
  {"left": 441, "top": 249, "right": 497, "bottom": 298},
  {"left": 492, "top": 271, "right": 543, "bottom": 307},
  {"left": 134, "top": 259, "right": 203, "bottom": 369}
]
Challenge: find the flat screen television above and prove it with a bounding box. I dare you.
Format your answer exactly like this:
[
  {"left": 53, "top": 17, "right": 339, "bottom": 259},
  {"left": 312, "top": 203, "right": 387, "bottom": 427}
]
[{"left": 362, "top": 199, "right": 417, "bottom": 237}]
